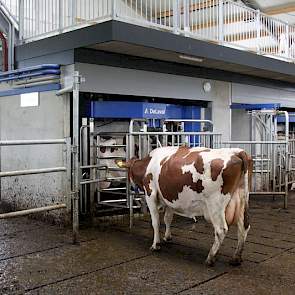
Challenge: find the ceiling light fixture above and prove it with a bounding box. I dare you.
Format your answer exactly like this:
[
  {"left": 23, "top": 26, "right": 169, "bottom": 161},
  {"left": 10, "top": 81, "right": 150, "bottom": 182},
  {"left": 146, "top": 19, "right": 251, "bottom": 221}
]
[{"left": 179, "top": 54, "right": 204, "bottom": 63}]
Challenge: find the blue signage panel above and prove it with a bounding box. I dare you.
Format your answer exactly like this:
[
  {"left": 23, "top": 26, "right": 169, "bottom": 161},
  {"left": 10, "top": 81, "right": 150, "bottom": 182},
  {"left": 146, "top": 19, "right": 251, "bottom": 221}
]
[
  {"left": 143, "top": 103, "right": 167, "bottom": 118},
  {"left": 89, "top": 101, "right": 201, "bottom": 127},
  {"left": 230, "top": 103, "right": 281, "bottom": 110}
]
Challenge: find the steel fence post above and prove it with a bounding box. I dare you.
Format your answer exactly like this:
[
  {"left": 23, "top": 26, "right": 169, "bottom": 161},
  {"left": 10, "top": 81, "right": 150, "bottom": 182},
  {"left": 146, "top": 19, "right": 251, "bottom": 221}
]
[
  {"left": 218, "top": 0, "right": 224, "bottom": 44},
  {"left": 72, "top": 71, "right": 84, "bottom": 244},
  {"left": 173, "top": 0, "right": 179, "bottom": 34}
]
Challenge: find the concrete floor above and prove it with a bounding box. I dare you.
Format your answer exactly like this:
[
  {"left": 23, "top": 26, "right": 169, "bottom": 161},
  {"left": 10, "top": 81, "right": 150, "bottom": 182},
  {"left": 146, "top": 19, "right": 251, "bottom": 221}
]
[{"left": 1, "top": 194, "right": 295, "bottom": 294}]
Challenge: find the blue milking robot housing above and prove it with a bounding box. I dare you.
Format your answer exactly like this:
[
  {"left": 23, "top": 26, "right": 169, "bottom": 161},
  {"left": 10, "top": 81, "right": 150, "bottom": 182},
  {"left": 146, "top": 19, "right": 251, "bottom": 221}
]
[{"left": 88, "top": 100, "right": 202, "bottom": 132}]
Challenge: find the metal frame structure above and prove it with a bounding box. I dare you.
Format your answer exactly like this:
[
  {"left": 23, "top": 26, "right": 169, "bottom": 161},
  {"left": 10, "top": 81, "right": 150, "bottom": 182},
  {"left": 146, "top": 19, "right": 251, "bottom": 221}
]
[{"left": 57, "top": 70, "right": 83, "bottom": 242}]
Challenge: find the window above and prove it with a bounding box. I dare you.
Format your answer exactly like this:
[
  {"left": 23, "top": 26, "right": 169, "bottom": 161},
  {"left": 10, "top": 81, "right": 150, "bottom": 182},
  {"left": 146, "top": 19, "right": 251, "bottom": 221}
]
[{"left": 20, "top": 92, "right": 39, "bottom": 107}]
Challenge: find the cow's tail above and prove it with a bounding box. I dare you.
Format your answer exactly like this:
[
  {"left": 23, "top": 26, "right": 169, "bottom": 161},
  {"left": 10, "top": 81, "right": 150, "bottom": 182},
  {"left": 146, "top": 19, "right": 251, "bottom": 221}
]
[
  {"left": 237, "top": 151, "right": 252, "bottom": 230},
  {"left": 243, "top": 170, "right": 250, "bottom": 230}
]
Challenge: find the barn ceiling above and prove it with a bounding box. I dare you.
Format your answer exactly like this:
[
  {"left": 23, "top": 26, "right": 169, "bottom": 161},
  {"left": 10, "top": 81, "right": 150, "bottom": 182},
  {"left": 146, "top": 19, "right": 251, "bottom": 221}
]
[{"left": 240, "top": 0, "right": 295, "bottom": 24}]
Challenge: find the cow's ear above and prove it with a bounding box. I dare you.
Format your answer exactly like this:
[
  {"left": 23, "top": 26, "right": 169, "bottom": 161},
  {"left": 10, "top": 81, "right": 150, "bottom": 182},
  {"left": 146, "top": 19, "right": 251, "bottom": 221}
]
[{"left": 115, "top": 159, "right": 129, "bottom": 168}]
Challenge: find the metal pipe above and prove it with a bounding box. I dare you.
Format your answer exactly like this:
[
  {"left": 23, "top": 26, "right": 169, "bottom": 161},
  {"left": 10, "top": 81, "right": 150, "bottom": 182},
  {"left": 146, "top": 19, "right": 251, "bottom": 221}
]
[
  {"left": 65, "top": 137, "right": 72, "bottom": 213},
  {"left": 130, "top": 132, "right": 222, "bottom": 136},
  {"left": 0, "top": 204, "right": 67, "bottom": 219},
  {"left": 249, "top": 192, "right": 285, "bottom": 195},
  {"left": 282, "top": 111, "right": 289, "bottom": 209},
  {"left": 80, "top": 165, "right": 108, "bottom": 169},
  {"left": 0, "top": 5, "right": 13, "bottom": 70},
  {"left": 0, "top": 31, "right": 8, "bottom": 71},
  {"left": 164, "top": 119, "right": 214, "bottom": 126},
  {"left": 0, "top": 139, "right": 66, "bottom": 146},
  {"left": 0, "top": 167, "right": 66, "bottom": 177},
  {"left": 56, "top": 85, "right": 73, "bottom": 96},
  {"left": 13, "top": 79, "right": 60, "bottom": 88},
  {"left": 79, "top": 119, "right": 88, "bottom": 215},
  {"left": 72, "top": 71, "right": 81, "bottom": 244},
  {"left": 80, "top": 178, "right": 104, "bottom": 185},
  {"left": 100, "top": 187, "right": 126, "bottom": 191},
  {"left": 222, "top": 141, "right": 288, "bottom": 144},
  {"left": 129, "top": 118, "right": 147, "bottom": 133},
  {"left": 14, "top": 75, "right": 61, "bottom": 85},
  {"left": 97, "top": 201, "right": 140, "bottom": 209},
  {"left": 101, "top": 198, "right": 142, "bottom": 203}
]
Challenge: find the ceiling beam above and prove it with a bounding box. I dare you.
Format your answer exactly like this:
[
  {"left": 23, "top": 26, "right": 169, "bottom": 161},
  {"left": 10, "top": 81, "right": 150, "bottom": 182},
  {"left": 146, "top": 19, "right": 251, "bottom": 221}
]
[
  {"left": 263, "top": 4, "right": 295, "bottom": 16},
  {"left": 239, "top": 0, "right": 259, "bottom": 10}
]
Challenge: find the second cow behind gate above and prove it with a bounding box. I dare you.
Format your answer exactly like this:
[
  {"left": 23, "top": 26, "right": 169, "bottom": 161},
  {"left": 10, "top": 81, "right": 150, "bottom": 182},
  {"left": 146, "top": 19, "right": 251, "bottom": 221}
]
[{"left": 116, "top": 146, "right": 252, "bottom": 266}]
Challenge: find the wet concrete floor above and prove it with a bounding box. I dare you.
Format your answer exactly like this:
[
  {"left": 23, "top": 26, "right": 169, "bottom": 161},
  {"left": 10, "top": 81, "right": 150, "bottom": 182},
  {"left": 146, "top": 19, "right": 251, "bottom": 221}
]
[{"left": 1, "top": 194, "right": 295, "bottom": 294}]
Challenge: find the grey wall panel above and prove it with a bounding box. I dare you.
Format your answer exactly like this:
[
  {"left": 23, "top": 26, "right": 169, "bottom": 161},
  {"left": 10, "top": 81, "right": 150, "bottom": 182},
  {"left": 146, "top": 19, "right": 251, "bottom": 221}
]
[
  {"left": 0, "top": 91, "right": 70, "bottom": 223},
  {"left": 211, "top": 81, "right": 231, "bottom": 141},
  {"left": 232, "top": 83, "right": 295, "bottom": 108},
  {"left": 76, "top": 63, "right": 215, "bottom": 101},
  {"left": 231, "top": 109, "right": 251, "bottom": 141}
]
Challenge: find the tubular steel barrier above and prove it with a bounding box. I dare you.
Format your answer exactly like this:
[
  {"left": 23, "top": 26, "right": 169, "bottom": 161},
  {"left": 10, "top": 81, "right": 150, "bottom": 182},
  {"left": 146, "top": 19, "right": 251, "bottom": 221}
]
[
  {"left": 0, "top": 138, "right": 73, "bottom": 231},
  {"left": 222, "top": 140, "right": 289, "bottom": 209},
  {"left": 17, "top": 0, "right": 295, "bottom": 63}
]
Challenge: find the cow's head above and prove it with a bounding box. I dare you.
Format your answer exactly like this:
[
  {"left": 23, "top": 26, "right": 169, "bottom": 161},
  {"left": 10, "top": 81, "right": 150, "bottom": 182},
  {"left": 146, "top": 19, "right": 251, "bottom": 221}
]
[
  {"left": 115, "top": 158, "right": 136, "bottom": 169},
  {"left": 115, "top": 156, "right": 151, "bottom": 191}
]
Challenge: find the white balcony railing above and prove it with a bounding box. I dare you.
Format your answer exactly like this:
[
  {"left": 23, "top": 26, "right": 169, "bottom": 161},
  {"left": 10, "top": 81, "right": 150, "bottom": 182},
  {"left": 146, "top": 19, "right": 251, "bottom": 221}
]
[{"left": 17, "top": 0, "right": 295, "bottom": 63}]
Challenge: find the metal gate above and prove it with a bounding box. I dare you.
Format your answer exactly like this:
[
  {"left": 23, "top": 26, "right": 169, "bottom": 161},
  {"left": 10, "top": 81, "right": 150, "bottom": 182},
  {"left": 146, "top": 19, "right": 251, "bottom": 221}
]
[
  {"left": 0, "top": 70, "right": 83, "bottom": 243},
  {"left": 223, "top": 110, "right": 293, "bottom": 208},
  {"left": 0, "top": 139, "right": 71, "bottom": 218}
]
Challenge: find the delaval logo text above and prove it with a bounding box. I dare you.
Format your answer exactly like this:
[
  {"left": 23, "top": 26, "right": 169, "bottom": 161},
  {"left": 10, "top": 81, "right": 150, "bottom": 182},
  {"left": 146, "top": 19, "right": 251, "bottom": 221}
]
[{"left": 143, "top": 103, "right": 166, "bottom": 118}]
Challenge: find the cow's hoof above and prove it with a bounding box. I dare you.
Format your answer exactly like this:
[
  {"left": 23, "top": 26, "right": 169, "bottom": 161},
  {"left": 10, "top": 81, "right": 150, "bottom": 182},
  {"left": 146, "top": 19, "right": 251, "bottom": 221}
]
[
  {"left": 163, "top": 236, "right": 172, "bottom": 243},
  {"left": 150, "top": 243, "right": 161, "bottom": 251},
  {"left": 205, "top": 257, "right": 216, "bottom": 267},
  {"left": 229, "top": 257, "right": 242, "bottom": 266}
]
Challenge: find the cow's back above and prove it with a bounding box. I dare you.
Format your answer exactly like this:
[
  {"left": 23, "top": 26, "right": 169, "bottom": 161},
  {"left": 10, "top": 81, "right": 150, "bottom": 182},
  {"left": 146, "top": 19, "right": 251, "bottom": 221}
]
[{"left": 146, "top": 146, "right": 248, "bottom": 219}]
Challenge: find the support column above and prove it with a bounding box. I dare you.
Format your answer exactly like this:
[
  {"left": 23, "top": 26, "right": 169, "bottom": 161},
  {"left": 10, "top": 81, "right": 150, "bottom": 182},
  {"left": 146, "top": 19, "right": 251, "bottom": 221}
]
[{"left": 72, "top": 71, "right": 83, "bottom": 244}]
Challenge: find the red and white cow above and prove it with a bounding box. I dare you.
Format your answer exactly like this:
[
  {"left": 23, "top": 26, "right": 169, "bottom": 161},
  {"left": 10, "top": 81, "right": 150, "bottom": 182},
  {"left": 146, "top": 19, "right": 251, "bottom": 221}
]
[{"left": 116, "top": 146, "right": 252, "bottom": 266}]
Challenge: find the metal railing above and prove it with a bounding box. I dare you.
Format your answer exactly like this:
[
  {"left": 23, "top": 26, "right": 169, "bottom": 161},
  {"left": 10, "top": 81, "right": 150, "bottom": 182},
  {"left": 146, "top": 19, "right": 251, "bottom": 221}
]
[
  {"left": 0, "top": 138, "right": 71, "bottom": 217},
  {"left": 16, "top": 0, "right": 295, "bottom": 63},
  {"left": 19, "top": 0, "right": 112, "bottom": 41},
  {"left": 222, "top": 140, "right": 289, "bottom": 208}
]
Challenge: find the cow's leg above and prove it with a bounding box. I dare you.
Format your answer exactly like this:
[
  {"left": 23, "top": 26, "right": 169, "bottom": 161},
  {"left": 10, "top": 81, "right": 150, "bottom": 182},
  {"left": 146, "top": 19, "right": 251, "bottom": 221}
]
[
  {"left": 163, "top": 207, "right": 174, "bottom": 242},
  {"left": 206, "top": 199, "right": 229, "bottom": 266},
  {"left": 231, "top": 197, "right": 250, "bottom": 266},
  {"left": 230, "top": 215, "right": 250, "bottom": 266},
  {"left": 145, "top": 193, "right": 161, "bottom": 251}
]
